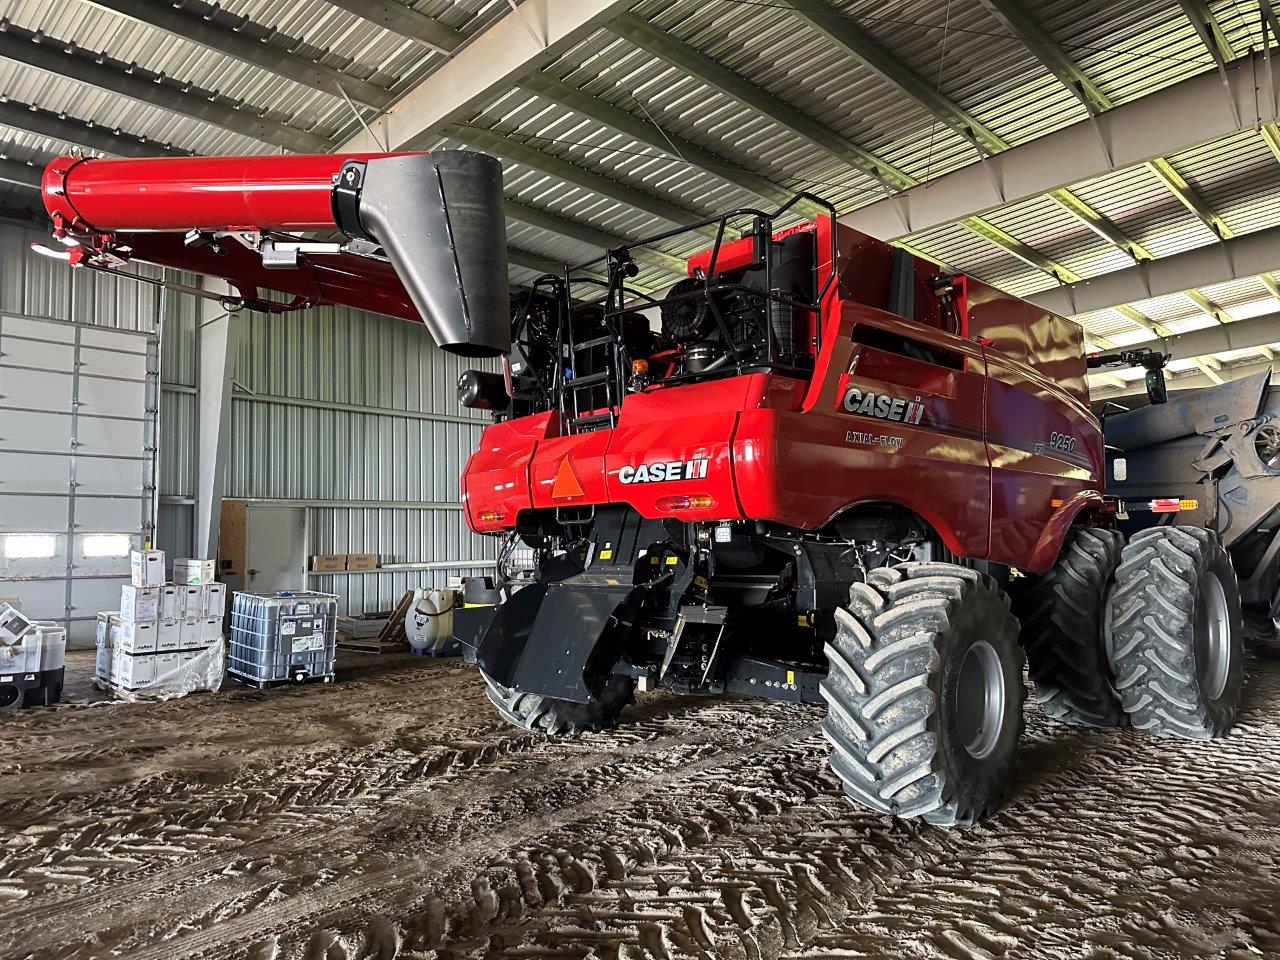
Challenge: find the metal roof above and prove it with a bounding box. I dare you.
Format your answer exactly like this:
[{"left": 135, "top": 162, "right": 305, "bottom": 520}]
[{"left": 1, "top": 0, "right": 1278, "bottom": 394}]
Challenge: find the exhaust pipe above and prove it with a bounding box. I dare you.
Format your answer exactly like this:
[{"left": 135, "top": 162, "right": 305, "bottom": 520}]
[{"left": 333, "top": 151, "right": 510, "bottom": 357}]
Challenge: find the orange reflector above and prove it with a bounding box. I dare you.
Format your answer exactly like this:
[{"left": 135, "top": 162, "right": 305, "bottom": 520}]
[
  {"left": 551, "top": 458, "right": 585, "bottom": 499},
  {"left": 1181, "top": 498, "right": 1199, "bottom": 510},
  {"left": 478, "top": 509, "right": 505, "bottom": 524},
  {"left": 1050, "top": 498, "right": 1065, "bottom": 508},
  {"left": 631, "top": 359, "right": 649, "bottom": 375},
  {"left": 655, "top": 494, "right": 717, "bottom": 512}
]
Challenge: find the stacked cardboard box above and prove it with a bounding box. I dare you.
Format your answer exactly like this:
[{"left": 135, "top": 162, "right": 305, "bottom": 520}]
[{"left": 98, "top": 550, "right": 227, "bottom": 697}]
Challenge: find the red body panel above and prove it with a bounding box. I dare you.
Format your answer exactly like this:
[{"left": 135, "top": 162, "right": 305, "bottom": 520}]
[
  {"left": 42, "top": 153, "right": 410, "bottom": 233},
  {"left": 39, "top": 153, "right": 426, "bottom": 326},
  {"left": 464, "top": 220, "right": 1104, "bottom": 574}
]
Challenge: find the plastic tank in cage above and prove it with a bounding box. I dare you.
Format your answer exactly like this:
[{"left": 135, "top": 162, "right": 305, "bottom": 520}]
[{"left": 228, "top": 591, "right": 338, "bottom": 688}]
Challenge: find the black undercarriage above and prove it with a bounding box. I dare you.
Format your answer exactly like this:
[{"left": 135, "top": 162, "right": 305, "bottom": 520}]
[{"left": 461, "top": 504, "right": 959, "bottom": 707}]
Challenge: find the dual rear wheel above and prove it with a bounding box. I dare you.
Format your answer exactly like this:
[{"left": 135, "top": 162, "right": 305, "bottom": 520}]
[{"left": 820, "top": 527, "right": 1245, "bottom": 828}]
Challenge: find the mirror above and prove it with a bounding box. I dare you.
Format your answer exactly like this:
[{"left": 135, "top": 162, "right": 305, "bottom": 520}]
[{"left": 1145, "top": 366, "right": 1168, "bottom": 405}]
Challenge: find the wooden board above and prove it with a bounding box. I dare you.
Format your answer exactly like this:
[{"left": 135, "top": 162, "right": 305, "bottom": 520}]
[{"left": 336, "top": 591, "right": 413, "bottom": 654}]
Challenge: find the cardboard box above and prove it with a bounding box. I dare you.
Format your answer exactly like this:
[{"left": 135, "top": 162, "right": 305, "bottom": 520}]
[
  {"left": 0, "top": 604, "right": 34, "bottom": 645},
  {"left": 173, "top": 558, "right": 216, "bottom": 584},
  {"left": 155, "top": 620, "right": 181, "bottom": 653},
  {"left": 117, "top": 620, "right": 157, "bottom": 655},
  {"left": 130, "top": 549, "right": 166, "bottom": 587},
  {"left": 159, "top": 585, "right": 181, "bottom": 621},
  {"left": 179, "top": 585, "right": 202, "bottom": 619},
  {"left": 180, "top": 649, "right": 206, "bottom": 671},
  {"left": 95, "top": 614, "right": 118, "bottom": 683},
  {"left": 201, "top": 617, "right": 222, "bottom": 645},
  {"left": 203, "top": 582, "right": 227, "bottom": 618},
  {"left": 178, "top": 618, "right": 203, "bottom": 650},
  {"left": 153, "top": 652, "right": 181, "bottom": 681},
  {"left": 113, "top": 649, "right": 156, "bottom": 689},
  {"left": 311, "top": 554, "right": 346, "bottom": 572},
  {"left": 345, "top": 553, "right": 378, "bottom": 571},
  {"left": 120, "top": 585, "right": 160, "bottom": 622}
]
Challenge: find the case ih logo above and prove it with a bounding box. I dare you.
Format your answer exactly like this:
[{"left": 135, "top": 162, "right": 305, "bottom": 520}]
[
  {"left": 618, "top": 458, "right": 710, "bottom": 484},
  {"left": 840, "top": 387, "right": 926, "bottom": 425}
]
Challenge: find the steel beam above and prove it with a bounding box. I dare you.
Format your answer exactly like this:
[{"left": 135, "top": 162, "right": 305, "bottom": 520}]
[
  {"left": 1030, "top": 224, "right": 1280, "bottom": 317},
  {"left": 0, "top": 100, "right": 187, "bottom": 158},
  {"left": 504, "top": 199, "right": 687, "bottom": 275},
  {"left": 607, "top": 13, "right": 1082, "bottom": 282},
  {"left": 1092, "top": 309, "right": 1280, "bottom": 366},
  {"left": 0, "top": 157, "right": 41, "bottom": 189},
  {"left": 1092, "top": 357, "right": 1280, "bottom": 400},
  {"left": 515, "top": 71, "right": 814, "bottom": 212},
  {"left": 0, "top": 22, "right": 327, "bottom": 152},
  {"left": 324, "top": 0, "right": 463, "bottom": 54},
  {"left": 450, "top": 123, "right": 711, "bottom": 232},
  {"left": 1264, "top": 0, "right": 1280, "bottom": 48},
  {"left": 844, "top": 53, "right": 1275, "bottom": 240},
  {"left": 84, "top": 0, "right": 393, "bottom": 108},
  {"left": 194, "top": 279, "right": 238, "bottom": 559},
  {"left": 975, "top": 0, "right": 1110, "bottom": 114},
  {"left": 342, "top": 0, "right": 639, "bottom": 152},
  {"left": 1044, "top": 188, "right": 1155, "bottom": 261},
  {"left": 606, "top": 13, "right": 915, "bottom": 191},
  {"left": 778, "top": 0, "right": 1007, "bottom": 154},
  {"left": 1146, "top": 157, "right": 1232, "bottom": 239},
  {"left": 1183, "top": 289, "right": 1233, "bottom": 324},
  {"left": 1179, "top": 0, "right": 1238, "bottom": 65}
]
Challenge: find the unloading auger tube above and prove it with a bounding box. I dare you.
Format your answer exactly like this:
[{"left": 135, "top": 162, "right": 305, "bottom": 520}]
[{"left": 39, "top": 150, "right": 510, "bottom": 357}]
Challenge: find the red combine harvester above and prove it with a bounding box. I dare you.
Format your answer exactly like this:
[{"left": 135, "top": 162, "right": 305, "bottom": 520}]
[{"left": 39, "top": 150, "right": 1244, "bottom": 827}]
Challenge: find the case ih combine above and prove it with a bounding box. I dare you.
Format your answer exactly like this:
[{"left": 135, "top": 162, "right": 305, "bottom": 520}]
[{"left": 39, "top": 149, "right": 1247, "bottom": 826}]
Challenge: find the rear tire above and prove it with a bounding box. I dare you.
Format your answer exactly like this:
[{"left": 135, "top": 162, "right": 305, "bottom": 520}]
[
  {"left": 481, "top": 671, "right": 635, "bottom": 735},
  {"left": 1013, "top": 527, "right": 1126, "bottom": 727},
  {"left": 820, "top": 562, "right": 1025, "bottom": 828},
  {"left": 1106, "top": 526, "right": 1243, "bottom": 739}
]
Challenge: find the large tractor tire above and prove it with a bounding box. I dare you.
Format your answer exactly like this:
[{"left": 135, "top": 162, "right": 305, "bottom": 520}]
[
  {"left": 1107, "top": 526, "right": 1244, "bottom": 739},
  {"left": 820, "top": 562, "right": 1025, "bottom": 828},
  {"left": 1013, "top": 527, "right": 1126, "bottom": 728},
  {"left": 481, "top": 671, "right": 635, "bottom": 735}
]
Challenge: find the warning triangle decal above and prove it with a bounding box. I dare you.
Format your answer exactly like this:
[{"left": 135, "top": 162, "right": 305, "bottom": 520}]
[{"left": 551, "top": 458, "right": 585, "bottom": 499}]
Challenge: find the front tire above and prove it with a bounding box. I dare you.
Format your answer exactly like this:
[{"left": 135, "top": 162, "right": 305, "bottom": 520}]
[
  {"left": 481, "top": 671, "right": 635, "bottom": 735},
  {"left": 820, "top": 562, "right": 1025, "bottom": 828},
  {"left": 1013, "top": 527, "right": 1126, "bottom": 727},
  {"left": 1107, "top": 527, "right": 1243, "bottom": 739}
]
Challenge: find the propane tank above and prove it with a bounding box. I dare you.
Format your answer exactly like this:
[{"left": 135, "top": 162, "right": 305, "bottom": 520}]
[{"left": 405, "top": 588, "right": 459, "bottom": 656}]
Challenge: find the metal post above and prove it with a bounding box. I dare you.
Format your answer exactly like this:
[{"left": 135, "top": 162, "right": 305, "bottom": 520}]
[{"left": 195, "top": 278, "right": 239, "bottom": 559}]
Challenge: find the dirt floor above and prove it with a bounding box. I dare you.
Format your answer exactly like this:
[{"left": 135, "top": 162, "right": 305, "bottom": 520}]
[{"left": 3, "top": 645, "right": 1280, "bottom": 960}]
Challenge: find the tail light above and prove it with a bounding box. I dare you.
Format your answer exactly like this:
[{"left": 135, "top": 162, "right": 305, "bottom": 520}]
[{"left": 655, "top": 494, "right": 717, "bottom": 512}]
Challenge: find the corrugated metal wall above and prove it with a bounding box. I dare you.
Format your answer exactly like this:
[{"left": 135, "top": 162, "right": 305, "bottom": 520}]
[{"left": 1, "top": 221, "right": 498, "bottom": 615}]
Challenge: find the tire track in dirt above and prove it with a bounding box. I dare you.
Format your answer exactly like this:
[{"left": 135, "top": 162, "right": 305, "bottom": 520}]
[
  {"left": 8, "top": 652, "right": 1280, "bottom": 960},
  {"left": 1, "top": 670, "right": 809, "bottom": 959},
  {"left": 413, "top": 665, "right": 1280, "bottom": 960},
  {"left": 107, "top": 717, "right": 824, "bottom": 960}
]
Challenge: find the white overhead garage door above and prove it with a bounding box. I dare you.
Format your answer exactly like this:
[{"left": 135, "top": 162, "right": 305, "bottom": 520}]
[{"left": 0, "top": 314, "right": 159, "bottom": 646}]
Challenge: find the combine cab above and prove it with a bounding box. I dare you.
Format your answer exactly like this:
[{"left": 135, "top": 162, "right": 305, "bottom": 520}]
[{"left": 34, "top": 154, "right": 1250, "bottom": 827}]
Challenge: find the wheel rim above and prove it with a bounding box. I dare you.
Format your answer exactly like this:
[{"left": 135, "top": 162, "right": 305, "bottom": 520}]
[
  {"left": 1194, "top": 570, "right": 1231, "bottom": 700},
  {"left": 956, "top": 640, "right": 1006, "bottom": 760}
]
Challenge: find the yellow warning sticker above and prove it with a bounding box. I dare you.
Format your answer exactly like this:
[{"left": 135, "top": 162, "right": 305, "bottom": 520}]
[
  {"left": 599, "top": 549, "right": 613, "bottom": 560},
  {"left": 694, "top": 575, "right": 709, "bottom": 590},
  {"left": 787, "top": 670, "right": 796, "bottom": 685},
  {"left": 665, "top": 556, "right": 678, "bottom": 565}
]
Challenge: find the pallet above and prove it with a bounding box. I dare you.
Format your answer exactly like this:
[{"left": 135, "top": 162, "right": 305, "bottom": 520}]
[
  {"left": 229, "top": 672, "right": 335, "bottom": 690},
  {"left": 336, "top": 634, "right": 407, "bottom": 654}
]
